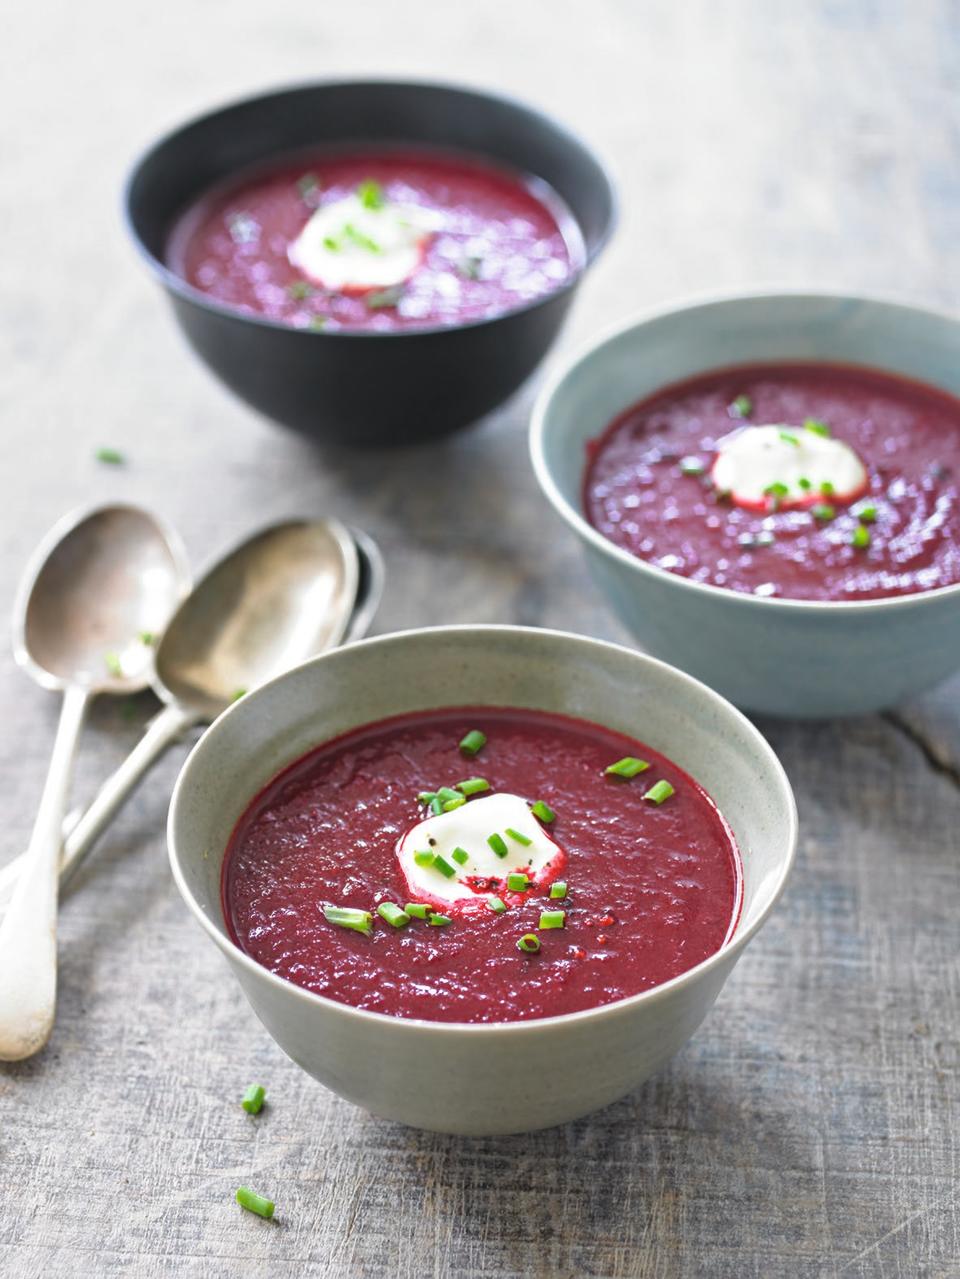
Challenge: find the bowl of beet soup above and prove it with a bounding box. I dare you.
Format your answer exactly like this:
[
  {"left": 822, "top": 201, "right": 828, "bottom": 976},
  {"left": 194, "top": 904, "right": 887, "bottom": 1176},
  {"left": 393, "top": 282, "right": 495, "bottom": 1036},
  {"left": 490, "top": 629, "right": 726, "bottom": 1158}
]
[
  {"left": 531, "top": 291, "right": 960, "bottom": 717},
  {"left": 168, "top": 626, "right": 796, "bottom": 1135},
  {"left": 125, "top": 80, "right": 616, "bottom": 446}
]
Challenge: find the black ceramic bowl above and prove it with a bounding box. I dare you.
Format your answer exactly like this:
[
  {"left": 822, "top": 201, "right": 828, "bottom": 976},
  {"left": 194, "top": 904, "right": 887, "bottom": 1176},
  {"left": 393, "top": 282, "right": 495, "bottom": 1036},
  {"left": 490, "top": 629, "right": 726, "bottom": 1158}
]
[{"left": 124, "top": 80, "right": 617, "bottom": 447}]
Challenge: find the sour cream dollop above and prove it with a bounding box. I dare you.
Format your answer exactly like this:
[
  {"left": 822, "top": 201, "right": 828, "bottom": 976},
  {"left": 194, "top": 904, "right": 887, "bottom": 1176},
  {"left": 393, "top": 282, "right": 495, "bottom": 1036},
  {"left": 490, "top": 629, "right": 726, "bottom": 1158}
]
[
  {"left": 288, "top": 188, "right": 438, "bottom": 292},
  {"left": 397, "top": 792, "right": 564, "bottom": 909},
  {"left": 711, "top": 423, "right": 868, "bottom": 510}
]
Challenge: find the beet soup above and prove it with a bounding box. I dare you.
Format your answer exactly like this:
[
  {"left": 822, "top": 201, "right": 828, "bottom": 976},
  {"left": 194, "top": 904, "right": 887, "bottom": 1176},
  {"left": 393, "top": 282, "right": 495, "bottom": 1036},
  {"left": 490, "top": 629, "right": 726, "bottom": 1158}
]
[
  {"left": 223, "top": 708, "right": 742, "bottom": 1024},
  {"left": 584, "top": 362, "right": 960, "bottom": 602},
  {"left": 167, "top": 149, "right": 582, "bottom": 333}
]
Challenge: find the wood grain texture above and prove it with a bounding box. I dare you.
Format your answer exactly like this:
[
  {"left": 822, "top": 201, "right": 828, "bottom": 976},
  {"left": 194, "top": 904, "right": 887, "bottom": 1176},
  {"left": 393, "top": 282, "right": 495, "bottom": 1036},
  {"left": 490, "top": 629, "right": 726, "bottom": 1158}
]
[{"left": 1, "top": 1, "right": 958, "bottom": 1275}]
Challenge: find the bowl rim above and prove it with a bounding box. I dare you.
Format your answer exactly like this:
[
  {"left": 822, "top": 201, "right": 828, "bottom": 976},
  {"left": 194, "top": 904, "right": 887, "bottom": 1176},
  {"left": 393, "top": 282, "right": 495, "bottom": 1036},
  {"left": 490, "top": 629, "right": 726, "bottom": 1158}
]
[
  {"left": 167, "top": 623, "right": 798, "bottom": 1038},
  {"left": 530, "top": 285, "right": 960, "bottom": 614},
  {"left": 122, "top": 76, "right": 619, "bottom": 343}
]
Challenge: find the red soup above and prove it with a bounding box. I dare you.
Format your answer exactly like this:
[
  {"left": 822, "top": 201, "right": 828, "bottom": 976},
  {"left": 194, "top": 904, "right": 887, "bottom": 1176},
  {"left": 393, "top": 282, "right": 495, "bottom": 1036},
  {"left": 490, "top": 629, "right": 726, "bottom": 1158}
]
[
  {"left": 167, "top": 149, "right": 581, "bottom": 333},
  {"left": 223, "top": 708, "right": 742, "bottom": 1024},
  {"left": 584, "top": 362, "right": 960, "bottom": 602}
]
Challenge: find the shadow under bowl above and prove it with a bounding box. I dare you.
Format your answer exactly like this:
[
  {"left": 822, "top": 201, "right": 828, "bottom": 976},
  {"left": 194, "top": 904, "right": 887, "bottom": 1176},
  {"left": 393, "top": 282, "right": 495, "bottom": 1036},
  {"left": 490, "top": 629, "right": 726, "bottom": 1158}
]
[
  {"left": 531, "top": 290, "right": 960, "bottom": 717},
  {"left": 168, "top": 625, "right": 796, "bottom": 1135},
  {"left": 125, "top": 80, "right": 616, "bottom": 447}
]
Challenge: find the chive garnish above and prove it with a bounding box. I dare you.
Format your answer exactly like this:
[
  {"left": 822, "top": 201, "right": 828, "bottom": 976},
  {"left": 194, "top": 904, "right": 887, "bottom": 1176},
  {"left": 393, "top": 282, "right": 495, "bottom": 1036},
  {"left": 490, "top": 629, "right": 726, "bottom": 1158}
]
[
  {"left": 643, "top": 780, "right": 676, "bottom": 805},
  {"left": 811, "top": 503, "right": 835, "bottom": 521},
  {"left": 764, "top": 481, "right": 789, "bottom": 498},
  {"left": 95, "top": 447, "right": 125, "bottom": 465},
  {"left": 287, "top": 280, "right": 313, "bottom": 300},
  {"left": 431, "top": 855, "right": 457, "bottom": 879},
  {"left": 357, "top": 179, "right": 385, "bottom": 210},
  {"left": 231, "top": 688, "right": 247, "bottom": 702},
  {"left": 405, "top": 902, "right": 430, "bottom": 919},
  {"left": 605, "top": 756, "right": 650, "bottom": 779},
  {"left": 323, "top": 905, "right": 373, "bottom": 935},
  {"left": 417, "top": 791, "right": 437, "bottom": 805},
  {"left": 139, "top": 631, "right": 155, "bottom": 646},
  {"left": 505, "top": 827, "right": 533, "bottom": 846},
  {"left": 729, "top": 395, "right": 752, "bottom": 418},
  {"left": 779, "top": 431, "right": 800, "bottom": 446},
  {"left": 517, "top": 933, "right": 541, "bottom": 954},
  {"left": 487, "top": 895, "right": 507, "bottom": 914},
  {"left": 413, "top": 850, "right": 434, "bottom": 868},
  {"left": 506, "top": 872, "right": 529, "bottom": 892},
  {"left": 487, "top": 833, "right": 508, "bottom": 858},
  {"left": 241, "top": 1084, "right": 266, "bottom": 1115},
  {"left": 539, "top": 910, "right": 565, "bottom": 930},
  {"left": 236, "top": 1187, "right": 275, "bottom": 1219},
  {"left": 377, "top": 902, "right": 410, "bottom": 928},
  {"left": 309, "top": 316, "right": 327, "bottom": 332},
  {"left": 365, "top": 285, "right": 404, "bottom": 309},
  {"left": 440, "top": 792, "right": 466, "bottom": 812},
  {"left": 804, "top": 419, "right": 830, "bottom": 437},
  {"left": 855, "top": 504, "right": 878, "bottom": 523},
  {"left": 456, "top": 777, "right": 490, "bottom": 795},
  {"left": 851, "top": 524, "right": 871, "bottom": 549},
  {"left": 436, "top": 786, "right": 461, "bottom": 804},
  {"left": 820, "top": 481, "right": 835, "bottom": 496},
  {"left": 323, "top": 235, "right": 340, "bottom": 252},
  {"left": 429, "top": 796, "right": 444, "bottom": 816},
  {"left": 680, "top": 456, "right": 705, "bottom": 476},
  {"left": 451, "top": 847, "right": 469, "bottom": 866},
  {"left": 798, "top": 477, "right": 812, "bottom": 491},
  {"left": 550, "top": 881, "right": 568, "bottom": 900},
  {"left": 459, "top": 729, "right": 487, "bottom": 756},
  {"left": 342, "top": 223, "right": 382, "bottom": 253},
  {"left": 104, "top": 652, "right": 123, "bottom": 677},
  {"left": 428, "top": 913, "right": 452, "bottom": 926},
  {"left": 530, "top": 800, "right": 555, "bottom": 823}
]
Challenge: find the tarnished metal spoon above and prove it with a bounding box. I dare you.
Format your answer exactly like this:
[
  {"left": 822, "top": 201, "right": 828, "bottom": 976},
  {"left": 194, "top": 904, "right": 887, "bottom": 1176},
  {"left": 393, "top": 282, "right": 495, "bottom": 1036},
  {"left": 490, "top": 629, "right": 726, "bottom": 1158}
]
[{"left": 0, "top": 505, "right": 189, "bottom": 1060}]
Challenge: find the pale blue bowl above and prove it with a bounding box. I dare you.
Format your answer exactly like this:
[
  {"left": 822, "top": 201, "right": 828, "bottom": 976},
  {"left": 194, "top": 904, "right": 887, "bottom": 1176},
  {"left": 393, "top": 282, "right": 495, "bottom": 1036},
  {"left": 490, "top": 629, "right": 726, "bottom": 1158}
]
[{"left": 530, "top": 291, "right": 960, "bottom": 717}]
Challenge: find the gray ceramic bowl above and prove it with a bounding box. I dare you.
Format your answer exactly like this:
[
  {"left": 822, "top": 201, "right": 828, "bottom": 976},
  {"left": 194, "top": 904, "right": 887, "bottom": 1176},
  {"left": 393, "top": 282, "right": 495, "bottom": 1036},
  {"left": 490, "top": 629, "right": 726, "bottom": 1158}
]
[
  {"left": 530, "top": 291, "right": 960, "bottom": 717},
  {"left": 168, "top": 625, "right": 796, "bottom": 1135}
]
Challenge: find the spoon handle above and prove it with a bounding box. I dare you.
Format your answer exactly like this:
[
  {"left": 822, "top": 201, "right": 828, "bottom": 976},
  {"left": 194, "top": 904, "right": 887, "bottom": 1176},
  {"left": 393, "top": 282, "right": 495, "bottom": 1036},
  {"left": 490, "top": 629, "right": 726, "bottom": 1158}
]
[
  {"left": 0, "top": 683, "right": 89, "bottom": 1060},
  {"left": 0, "top": 702, "right": 201, "bottom": 912}
]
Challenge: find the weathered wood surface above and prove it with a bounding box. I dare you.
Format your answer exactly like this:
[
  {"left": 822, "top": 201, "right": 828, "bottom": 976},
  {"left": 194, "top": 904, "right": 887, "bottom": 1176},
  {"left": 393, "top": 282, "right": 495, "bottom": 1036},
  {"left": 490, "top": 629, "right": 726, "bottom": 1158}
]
[{"left": 1, "top": 2, "right": 958, "bottom": 1276}]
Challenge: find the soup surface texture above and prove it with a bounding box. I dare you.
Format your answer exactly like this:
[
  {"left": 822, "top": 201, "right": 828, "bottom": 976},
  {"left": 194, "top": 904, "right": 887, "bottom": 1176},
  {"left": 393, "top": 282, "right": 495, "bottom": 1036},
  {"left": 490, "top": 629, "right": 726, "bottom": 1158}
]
[
  {"left": 168, "top": 149, "right": 580, "bottom": 333},
  {"left": 223, "top": 707, "right": 741, "bottom": 1024},
  {"left": 583, "top": 362, "right": 960, "bottom": 601}
]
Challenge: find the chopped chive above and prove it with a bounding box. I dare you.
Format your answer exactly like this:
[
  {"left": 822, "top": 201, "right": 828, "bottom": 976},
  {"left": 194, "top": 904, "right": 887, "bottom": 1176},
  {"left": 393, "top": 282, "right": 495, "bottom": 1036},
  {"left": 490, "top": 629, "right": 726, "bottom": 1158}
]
[
  {"left": 342, "top": 222, "right": 381, "bottom": 253},
  {"left": 365, "top": 284, "right": 404, "bottom": 309},
  {"left": 851, "top": 524, "right": 871, "bottom": 549},
  {"left": 487, "top": 833, "right": 509, "bottom": 858},
  {"left": 506, "top": 872, "right": 529, "bottom": 892},
  {"left": 413, "top": 850, "right": 435, "bottom": 868},
  {"left": 729, "top": 395, "right": 752, "bottom": 419},
  {"left": 442, "top": 794, "right": 467, "bottom": 812},
  {"left": 855, "top": 504, "right": 878, "bottom": 524},
  {"left": 436, "top": 786, "right": 461, "bottom": 804},
  {"left": 417, "top": 791, "right": 437, "bottom": 805},
  {"left": 764, "top": 481, "right": 789, "bottom": 498},
  {"left": 505, "top": 827, "right": 533, "bottom": 846},
  {"left": 804, "top": 418, "right": 831, "bottom": 437},
  {"left": 459, "top": 729, "right": 487, "bottom": 756},
  {"left": 241, "top": 1084, "right": 266, "bottom": 1115},
  {"left": 605, "top": 756, "right": 650, "bottom": 779},
  {"left": 643, "top": 780, "right": 676, "bottom": 805},
  {"left": 680, "top": 456, "right": 705, "bottom": 476},
  {"left": 779, "top": 431, "right": 800, "bottom": 446},
  {"left": 236, "top": 1187, "right": 275, "bottom": 1219},
  {"left": 357, "top": 178, "right": 385, "bottom": 210},
  {"left": 95, "top": 447, "right": 125, "bottom": 465},
  {"left": 323, "top": 235, "right": 340, "bottom": 251},
  {"left": 451, "top": 846, "right": 469, "bottom": 866},
  {"left": 531, "top": 800, "right": 555, "bottom": 823},
  {"left": 405, "top": 902, "right": 430, "bottom": 919},
  {"left": 539, "top": 910, "right": 565, "bottom": 930},
  {"left": 431, "top": 855, "right": 457, "bottom": 879},
  {"left": 378, "top": 902, "right": 410, "bottom": 928},
  {"left": 456, "top": 777, "right": 490, "bottom": 795},
  {"left": 811, "top": 503, "right": 836, "bottom": 521},
  {"left": 231, "top": 688, "right": 247, "bottom": 702},
  {"left": 139, "top": 631, "right": 155, "bottom": 646},
  {"left": 428, "top": 913, "right": 452, "bottom": 926},
  {"left": 517, "top": 933, "right": 541, "bottom": 954},
  {"left": 309, "top": 315, "right": 327, "bottom": 332},
  {"left": 487, "top": 895, "right": 507, "bottom": 914},
  {"left": 429, "top": 796, "right": 444, "bottom": 816},
  {"left": 323, "top": 905, "right": 373, "bottom": 935},
  {"left": 550, "top": 881, "right": 568, "bottom": 900},
  {"left": 820, "top": 481, "right": 835, "bottom": 496},
  {"left": 798, "top": 477, "right": 812, "bottom": 491},
  {"left": 287, "top": 280, "right": 313, "bottom": 300},
  {"left": 104, "top": 651, "right": 123, "bottom": 677}
]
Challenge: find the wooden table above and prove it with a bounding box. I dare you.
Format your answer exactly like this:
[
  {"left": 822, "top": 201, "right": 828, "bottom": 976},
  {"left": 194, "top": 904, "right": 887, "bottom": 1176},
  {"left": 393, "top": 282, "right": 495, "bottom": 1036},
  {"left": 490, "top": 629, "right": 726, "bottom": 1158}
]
[{"left": 2, "top": 3, "right": 958, "bottom": 1275}]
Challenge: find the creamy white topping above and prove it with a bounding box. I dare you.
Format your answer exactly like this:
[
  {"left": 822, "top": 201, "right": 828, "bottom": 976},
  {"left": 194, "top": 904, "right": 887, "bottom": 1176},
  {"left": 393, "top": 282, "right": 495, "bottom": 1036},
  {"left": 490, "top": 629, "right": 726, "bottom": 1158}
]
[
  {"left": 397, "top": 792, "right": 562, "bottom": 907},
  {"left": 288, "top": 191, "right": 439, "bottom": 291},
  {"left": 711, "top": 424, "right": 867, "bottom": 508}
]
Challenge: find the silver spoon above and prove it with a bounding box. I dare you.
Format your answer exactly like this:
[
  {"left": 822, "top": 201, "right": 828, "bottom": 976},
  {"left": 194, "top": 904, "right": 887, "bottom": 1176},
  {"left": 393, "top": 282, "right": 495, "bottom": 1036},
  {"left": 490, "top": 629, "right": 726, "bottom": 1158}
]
[
  {"left": 0, "top": 504, "right": 189, "bottom": 1060},
  {"left": 0, "top": 518, "right": 369, "bottom": 919}
]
